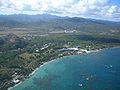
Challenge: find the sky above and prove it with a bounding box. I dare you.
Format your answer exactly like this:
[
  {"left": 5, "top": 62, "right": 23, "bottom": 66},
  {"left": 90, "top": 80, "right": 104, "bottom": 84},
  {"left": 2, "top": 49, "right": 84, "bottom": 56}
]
[{"left": 0, "top": 0, "right": 120, "bottom": 21}]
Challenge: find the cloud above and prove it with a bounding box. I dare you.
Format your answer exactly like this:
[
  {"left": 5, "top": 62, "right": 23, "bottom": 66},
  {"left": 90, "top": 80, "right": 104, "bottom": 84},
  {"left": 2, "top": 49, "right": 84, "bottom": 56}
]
[{"left": 0, "top": 0, "right": 120, "bottom": 21}]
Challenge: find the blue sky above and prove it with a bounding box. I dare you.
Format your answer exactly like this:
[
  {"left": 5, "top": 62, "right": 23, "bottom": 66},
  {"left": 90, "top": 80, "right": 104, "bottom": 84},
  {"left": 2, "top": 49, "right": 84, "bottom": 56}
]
[
  {"left": 111, "top": 0, "right": 120, "bottom": 6},
  {"left": 0, "top": 0, "right": 120, "bottom": 21}
]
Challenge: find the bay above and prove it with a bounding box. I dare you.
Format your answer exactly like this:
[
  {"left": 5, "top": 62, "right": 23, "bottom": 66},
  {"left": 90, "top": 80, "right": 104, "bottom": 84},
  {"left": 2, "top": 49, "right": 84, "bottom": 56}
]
[{"left": 12, "top": 47, "right": 120, "bottom": 90}]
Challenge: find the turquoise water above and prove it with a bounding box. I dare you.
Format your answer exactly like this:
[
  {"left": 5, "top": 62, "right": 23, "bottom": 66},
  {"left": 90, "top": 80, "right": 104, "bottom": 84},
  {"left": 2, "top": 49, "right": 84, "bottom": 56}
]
[{"left": 12, "top": 48, "right": 120, "bottom": 90}]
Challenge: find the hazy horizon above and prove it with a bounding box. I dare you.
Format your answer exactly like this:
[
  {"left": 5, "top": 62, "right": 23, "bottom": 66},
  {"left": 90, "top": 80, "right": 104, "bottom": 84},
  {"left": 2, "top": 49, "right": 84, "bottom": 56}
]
[{"left": 0, "top": 0, "right": 120, "bottom": 21}]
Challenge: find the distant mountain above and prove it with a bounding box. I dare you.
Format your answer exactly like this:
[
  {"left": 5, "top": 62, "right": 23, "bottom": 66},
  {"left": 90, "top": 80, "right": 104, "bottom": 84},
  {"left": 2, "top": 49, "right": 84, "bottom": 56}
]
[
  {"left": 0, "top": 14, "right": 120, "bottom": 34},
  {"left": 0, "top": 14, "right": 61, "bottom": 27}
]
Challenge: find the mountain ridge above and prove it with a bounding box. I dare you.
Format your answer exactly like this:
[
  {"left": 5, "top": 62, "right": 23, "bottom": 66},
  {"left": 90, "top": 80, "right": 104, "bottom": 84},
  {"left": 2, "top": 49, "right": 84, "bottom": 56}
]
[{"left": 0, "top": 14, "right": 120, "bottom": 34}]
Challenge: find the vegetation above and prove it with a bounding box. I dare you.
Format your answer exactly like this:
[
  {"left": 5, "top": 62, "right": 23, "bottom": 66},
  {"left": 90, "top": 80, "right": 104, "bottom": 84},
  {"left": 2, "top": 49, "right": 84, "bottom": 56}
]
[
  {"left": 0, "top": 32, "right": 120, "bottom": 90},
  {"left": 0, "top": 14, "right": 120, "bottom": 90},
  {"left": 0, "top": 14, "right": 120, "bottom": 35}
]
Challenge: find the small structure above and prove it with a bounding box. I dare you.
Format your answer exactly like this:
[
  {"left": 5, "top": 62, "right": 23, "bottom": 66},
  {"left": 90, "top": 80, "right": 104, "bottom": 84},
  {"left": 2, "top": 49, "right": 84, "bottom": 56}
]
[
  {"left": 59, "top": 48, "right": 79, "bottom": 52},
  {"left": 35, "top": 49, "right": 39, "bottom": 52},
  {"left": 78, "top": 83, "right": 83, "bottom": 87}
]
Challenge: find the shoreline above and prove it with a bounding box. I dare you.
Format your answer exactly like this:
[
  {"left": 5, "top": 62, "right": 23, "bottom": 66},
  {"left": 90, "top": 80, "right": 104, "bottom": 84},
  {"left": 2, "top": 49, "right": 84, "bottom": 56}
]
[
  {"left": 8, "top": 59, "right": 58, "bottom": 90},
  {"left": 29, "top": 59, "right": 56, "bottom": 77},
  {"left": 8, "top": 46, "right": 119, "bottom": 90}
]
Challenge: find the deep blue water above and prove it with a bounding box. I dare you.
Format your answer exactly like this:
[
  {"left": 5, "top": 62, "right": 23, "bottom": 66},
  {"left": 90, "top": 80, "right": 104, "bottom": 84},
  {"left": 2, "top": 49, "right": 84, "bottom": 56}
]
[{"left": 12, "top": 47, "right": 120, "bottom": 90}]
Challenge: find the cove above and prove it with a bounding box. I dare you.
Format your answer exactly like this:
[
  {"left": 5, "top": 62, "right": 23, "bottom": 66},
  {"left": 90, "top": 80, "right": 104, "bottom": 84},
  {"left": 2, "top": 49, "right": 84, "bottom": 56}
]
[{"left": 11, "top": 47, "right": 120, "bottom": 90}]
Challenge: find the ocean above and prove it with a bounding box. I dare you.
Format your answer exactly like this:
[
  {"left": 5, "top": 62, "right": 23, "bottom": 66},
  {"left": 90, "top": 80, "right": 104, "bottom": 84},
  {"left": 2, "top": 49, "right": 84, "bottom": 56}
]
[{"left": 12, "top": 47, "right": 120, "bottom": 90}]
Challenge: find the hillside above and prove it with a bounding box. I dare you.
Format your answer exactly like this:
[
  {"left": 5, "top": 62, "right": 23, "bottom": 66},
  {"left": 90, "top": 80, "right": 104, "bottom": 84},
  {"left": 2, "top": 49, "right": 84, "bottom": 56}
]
[
  {"left": 0, "top": 14, "right": 120, "bottom": 34},
  {"left": 0, "top": 33, "right": 28, "bottom": 51}
]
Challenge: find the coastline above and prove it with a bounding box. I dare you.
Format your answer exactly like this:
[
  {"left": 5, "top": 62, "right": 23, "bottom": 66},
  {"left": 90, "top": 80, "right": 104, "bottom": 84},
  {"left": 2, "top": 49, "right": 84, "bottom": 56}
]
[
  {"left": 8, "top": 59, "right": 58, "bottom": 90},
  {"left": 7, "top": 46, "right": 118, "bottom": 90}
]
